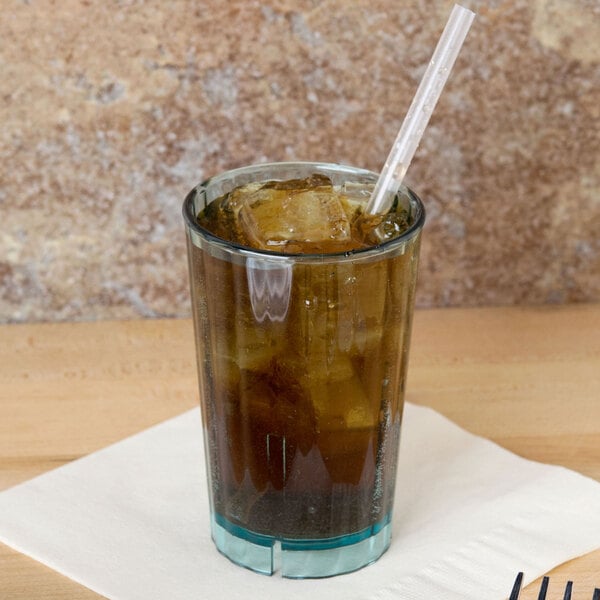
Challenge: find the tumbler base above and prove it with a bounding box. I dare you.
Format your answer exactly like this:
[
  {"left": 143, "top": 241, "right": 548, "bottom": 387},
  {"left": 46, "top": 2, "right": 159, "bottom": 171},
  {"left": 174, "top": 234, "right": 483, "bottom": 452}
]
[{"left": 210, "top": 512, "right": 392, "bottom": 578}]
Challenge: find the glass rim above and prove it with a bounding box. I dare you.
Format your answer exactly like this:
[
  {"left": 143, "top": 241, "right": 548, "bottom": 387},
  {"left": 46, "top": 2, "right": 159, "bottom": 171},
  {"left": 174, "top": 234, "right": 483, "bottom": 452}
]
[{"left": 182, "top": 161, "right": 425, "bottom": 261}]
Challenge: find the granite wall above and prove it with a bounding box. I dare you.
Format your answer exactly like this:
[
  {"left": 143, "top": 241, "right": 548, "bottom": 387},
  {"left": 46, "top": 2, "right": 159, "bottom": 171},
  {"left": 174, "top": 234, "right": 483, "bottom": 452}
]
[{"left": 1, "top": 0, "right": 598, "bottom": 323}]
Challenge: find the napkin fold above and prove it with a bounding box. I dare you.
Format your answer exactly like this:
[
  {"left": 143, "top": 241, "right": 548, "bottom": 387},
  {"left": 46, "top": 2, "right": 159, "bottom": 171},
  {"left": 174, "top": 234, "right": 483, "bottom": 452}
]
[{"left": 1, "top": 403, "right": 600, "bottom": 600}]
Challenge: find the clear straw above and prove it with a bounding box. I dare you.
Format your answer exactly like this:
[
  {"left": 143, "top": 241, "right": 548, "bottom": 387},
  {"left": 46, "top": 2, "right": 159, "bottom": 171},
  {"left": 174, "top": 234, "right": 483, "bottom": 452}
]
[{"left": 366, "top": 4, "right": 475, "bottom": 215}]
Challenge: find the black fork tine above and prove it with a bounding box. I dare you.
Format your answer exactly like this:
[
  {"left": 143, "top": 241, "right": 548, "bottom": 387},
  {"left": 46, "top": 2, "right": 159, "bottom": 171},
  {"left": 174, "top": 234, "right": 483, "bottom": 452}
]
[
  {"left": 511, "top": 574, "right": 600, "bottom": 600},
  {"left": 537, "top": 576, "right": 550, "bottom": 600},
  {"left": 510, "top": 572, "right": 524, "bottom": 600}
]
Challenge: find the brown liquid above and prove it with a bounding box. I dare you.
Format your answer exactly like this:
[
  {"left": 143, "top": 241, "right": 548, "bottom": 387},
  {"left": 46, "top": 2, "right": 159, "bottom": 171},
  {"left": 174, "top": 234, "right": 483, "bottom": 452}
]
[
  {"left": 197, "top": 174, "right": 411, "bottom": 254},
  {"left": 189, "top": 176, "right": 420, "bottom": 539}
]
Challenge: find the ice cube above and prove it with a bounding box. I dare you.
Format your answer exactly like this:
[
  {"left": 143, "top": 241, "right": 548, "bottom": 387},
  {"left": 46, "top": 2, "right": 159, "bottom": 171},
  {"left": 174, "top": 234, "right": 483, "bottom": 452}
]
[
  {"left": 310, "top": 369, "right": 378, "bottom": 485},
  {"left": 237, "top": 177, "right": 352, "bottom": 252},
  {"left": 339, "top": 182, "right": 374, "bottom": 220},
  {"left": 199, "top": 182, "right": 264, "bottom": 245}
]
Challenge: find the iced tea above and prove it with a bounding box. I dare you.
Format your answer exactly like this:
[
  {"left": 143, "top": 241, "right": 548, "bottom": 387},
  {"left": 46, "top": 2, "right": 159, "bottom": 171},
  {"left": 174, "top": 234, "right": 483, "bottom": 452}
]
[{"left": 183, "top": 162, "right": 424, "bottom": 577}]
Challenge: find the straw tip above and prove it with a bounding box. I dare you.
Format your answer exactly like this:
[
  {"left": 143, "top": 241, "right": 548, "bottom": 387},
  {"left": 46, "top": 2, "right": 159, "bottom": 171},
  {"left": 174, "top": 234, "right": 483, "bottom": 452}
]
[{"left": 453, "top": 4, "right": 476, "bottom": 18}]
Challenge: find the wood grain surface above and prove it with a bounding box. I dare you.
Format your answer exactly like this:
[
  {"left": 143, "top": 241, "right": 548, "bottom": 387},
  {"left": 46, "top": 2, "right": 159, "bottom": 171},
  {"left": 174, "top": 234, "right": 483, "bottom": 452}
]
[{"left": 1, "top": 305, "right": 599, "bottom": 598}]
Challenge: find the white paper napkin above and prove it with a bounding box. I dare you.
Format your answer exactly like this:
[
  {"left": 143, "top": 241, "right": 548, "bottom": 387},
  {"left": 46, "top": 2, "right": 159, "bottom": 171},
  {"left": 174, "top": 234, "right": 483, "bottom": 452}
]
[{"left": 1, "top": 403, "right": 600, "bottom": 600}]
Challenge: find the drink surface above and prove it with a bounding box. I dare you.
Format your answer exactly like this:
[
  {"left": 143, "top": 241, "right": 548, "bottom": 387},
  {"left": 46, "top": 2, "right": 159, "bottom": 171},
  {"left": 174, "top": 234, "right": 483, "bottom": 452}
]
[
  {"left": 197, "top": 174, "right": 413, "bottom": 254},
  {"left": 188, "top": 174, "right": 421, "bottom": 541}
]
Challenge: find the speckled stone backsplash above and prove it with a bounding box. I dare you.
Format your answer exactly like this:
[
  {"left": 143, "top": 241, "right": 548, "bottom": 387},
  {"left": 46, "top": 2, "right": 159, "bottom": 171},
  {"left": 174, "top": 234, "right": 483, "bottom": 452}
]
[{"left": 1, "top": 0, "right": 598, "bottom": 323}]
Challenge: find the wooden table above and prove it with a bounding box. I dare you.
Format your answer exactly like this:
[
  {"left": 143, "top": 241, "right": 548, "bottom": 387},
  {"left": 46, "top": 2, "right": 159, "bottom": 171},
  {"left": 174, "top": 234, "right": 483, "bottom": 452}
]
[{"left": 1, "top": 305, "right": 599, "bottom": 598}]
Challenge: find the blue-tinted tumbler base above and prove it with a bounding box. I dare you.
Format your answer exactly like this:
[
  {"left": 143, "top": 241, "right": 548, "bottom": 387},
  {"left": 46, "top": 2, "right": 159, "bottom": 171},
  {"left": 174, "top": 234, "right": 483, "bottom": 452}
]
[{"left": 210, "top": 512, "right": 392, "bottom": 578}]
